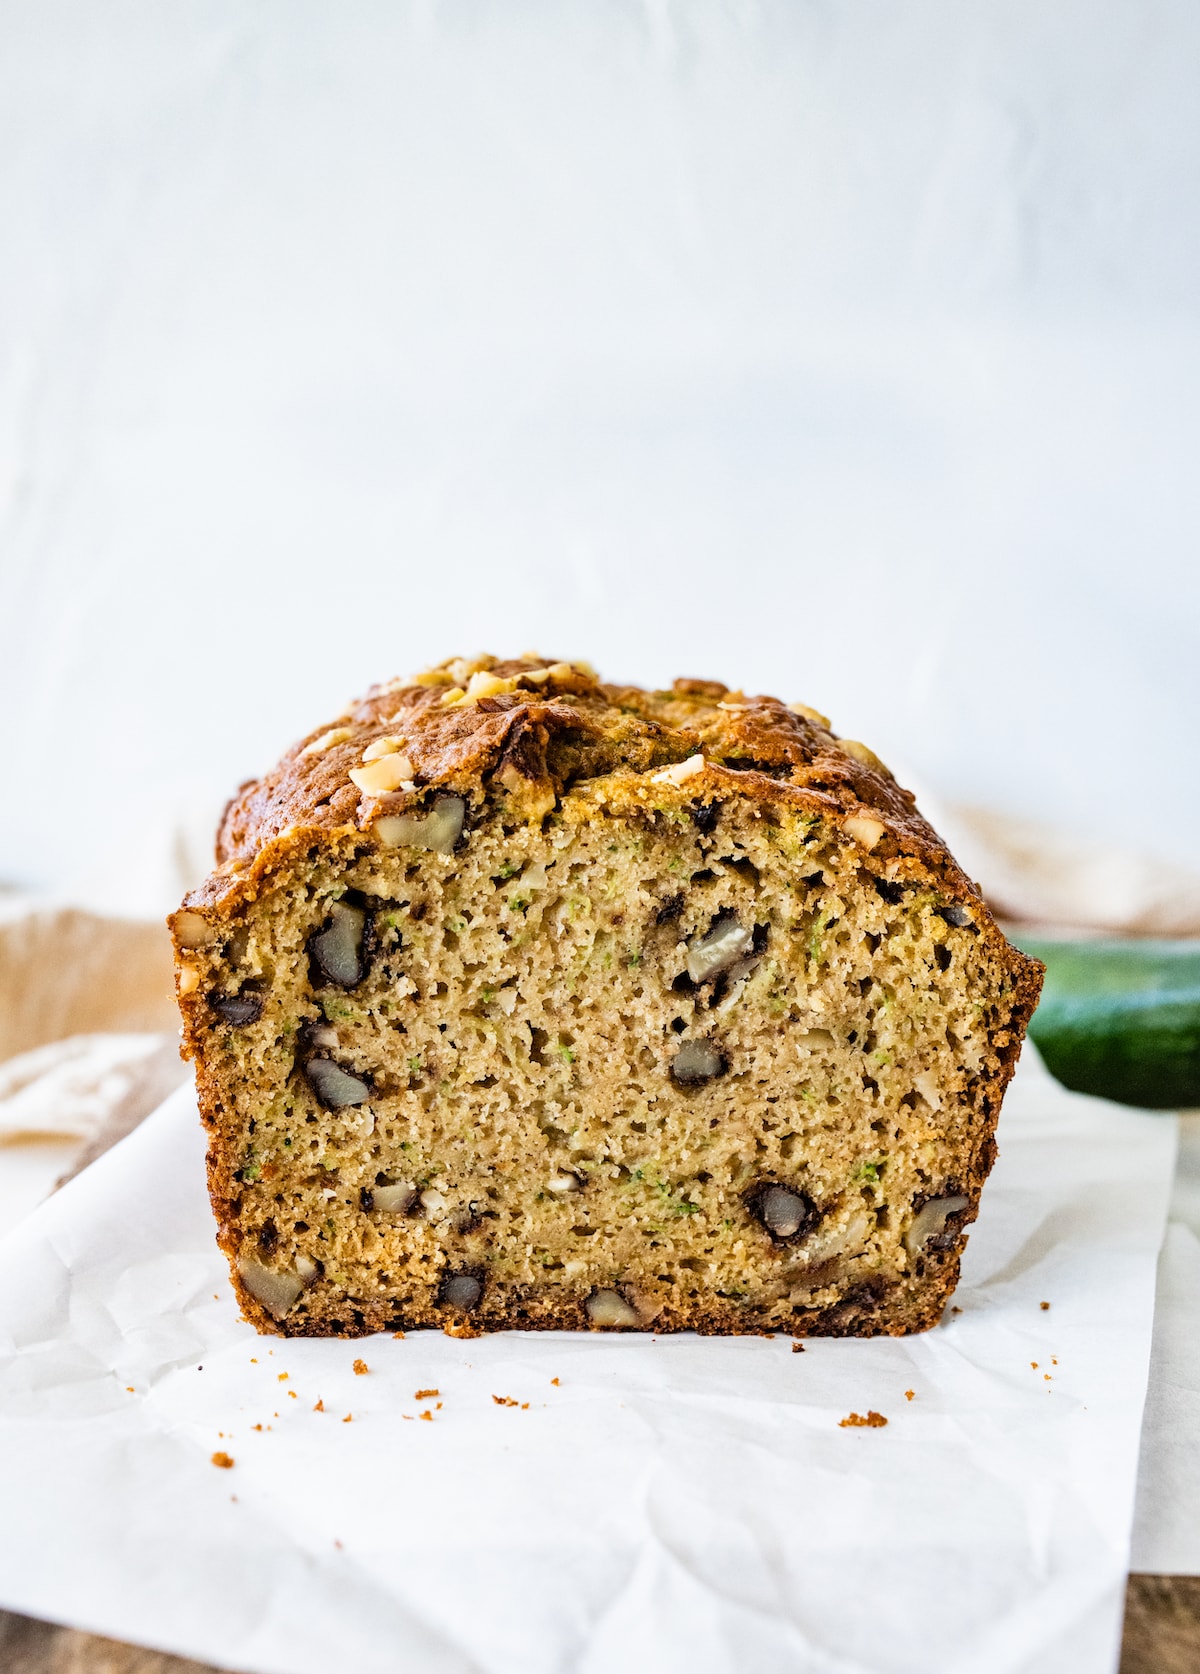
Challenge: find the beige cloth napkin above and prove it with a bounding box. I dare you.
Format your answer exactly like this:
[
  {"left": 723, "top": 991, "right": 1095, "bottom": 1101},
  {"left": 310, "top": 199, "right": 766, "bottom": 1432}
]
[
  {"left": 927, "top": 803, "right": 1200, "bottom": 937},
  {"left": 0, "top": 897, "right": 186, "bottom": 1201}
]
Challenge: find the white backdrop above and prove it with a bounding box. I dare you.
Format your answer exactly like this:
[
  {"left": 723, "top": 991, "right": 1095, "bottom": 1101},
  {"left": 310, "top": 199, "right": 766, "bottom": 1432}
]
[{"left": 2, "top": 1, "right": 1198, "bottom": 904}]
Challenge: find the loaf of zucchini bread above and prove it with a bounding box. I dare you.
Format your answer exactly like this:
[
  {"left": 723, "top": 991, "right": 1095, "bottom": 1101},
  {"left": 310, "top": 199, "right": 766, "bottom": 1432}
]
[{"left": 170, "top": 656, "right": 1042, "bottom": 1338}]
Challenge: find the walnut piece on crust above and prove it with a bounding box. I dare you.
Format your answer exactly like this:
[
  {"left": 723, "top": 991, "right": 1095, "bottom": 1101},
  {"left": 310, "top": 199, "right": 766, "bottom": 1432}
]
[{"left": 171, "top": 655, "right": 1042, "bottom": 1340}]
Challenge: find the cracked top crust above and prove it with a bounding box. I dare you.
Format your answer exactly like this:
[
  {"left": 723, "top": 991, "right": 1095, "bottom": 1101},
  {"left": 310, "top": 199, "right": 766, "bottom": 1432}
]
[{"left": 189, "top": 654, "right": 972, "bottom": 915}]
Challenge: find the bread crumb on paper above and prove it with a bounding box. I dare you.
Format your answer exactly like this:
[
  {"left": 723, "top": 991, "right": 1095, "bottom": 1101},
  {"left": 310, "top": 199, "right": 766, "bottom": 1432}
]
[
  {"left": 313, "top": 1399, "right": 325, "bottom": 1412},
  {"left": 493, "top": 1395, "right": 518, "bottom": 1407},
  {"left": 419, "top": 1409, "right": 434, "bottom": 1422},
  {"left": 791, "top": 1341, "right": 805, "bottom": 1353},
  {"left": 904, "top": 1390, "right": 915, "bottom": 1402},
  {"left": 839, "top": 1411, "right": 887, "bottom": 1429},
  {"left": 353, "top": 1359, "right": 369, "bottom": 1375},
  {"left": 211, "top": 1451, "right": 235, "bottom": 1468},
  {"left": 342, "top": 1414, "right": 353, "bottom": 1423},
  {"left": 415, "top": 1388, "right": 439, "bottom": 1400},
  {"left": 1040, "top": 1301, "right": 1050, "bottom": 1311},
  {"left": 550, "top": 1377, "right": 560, "bottom": 1386}
]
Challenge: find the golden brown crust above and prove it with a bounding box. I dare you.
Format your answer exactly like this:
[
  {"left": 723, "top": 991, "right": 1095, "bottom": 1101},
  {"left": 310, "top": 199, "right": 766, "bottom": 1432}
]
[
  {"left": 190, "top": 656, "right": 975, "bottom": 915},
  {"left": 172, "top": 655, "right": 1043, "bottom": 1341}
]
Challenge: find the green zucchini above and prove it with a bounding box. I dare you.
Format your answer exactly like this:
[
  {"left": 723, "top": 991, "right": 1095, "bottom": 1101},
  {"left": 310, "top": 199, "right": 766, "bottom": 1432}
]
[{"left": 1014, "top": 938, "right": 1200, "bottom": 1110}]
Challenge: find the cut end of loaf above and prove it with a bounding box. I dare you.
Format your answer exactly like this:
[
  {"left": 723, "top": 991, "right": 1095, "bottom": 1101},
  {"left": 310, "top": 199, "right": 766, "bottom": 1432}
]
[{"left": 171, "top": 657, "right": 1042, "bottom": 1338}]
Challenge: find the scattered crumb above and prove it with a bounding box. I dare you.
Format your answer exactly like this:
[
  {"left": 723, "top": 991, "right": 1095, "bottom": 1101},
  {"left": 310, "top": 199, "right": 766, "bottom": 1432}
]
[
  {"left": 1040, "top": 1301, "right": 1050, "bottom": 1311},
  {"left": 211, "top": 1452, "right": 234, "bottom": 1469},
  {"left": 313, "top": 1399, "right": 325, "bottom": 1412},
  {"left": 288, "top": 1391, "right": 297, "bottom": 1400},
  {"left": 1052, "top": 1357, "right": 1058, "bottom": 1366},
  {"left": 436, "top": 1402, "right": 443, "bottom": 1410},
  {"left": 230, "top": 1495, "right": 237, "bottom": 1502},
  {"left": 126, "top": 1387, "right": 135, "bottom": 1393},
  {"left": 1031, "top": 1362, "right": 1038, "bottom": 1370},
  {"left": 403, "top": 1414, "right": 413, "bottom": 1421},
  {"left": 950, "top": 1306, "right": 962, "bottom": 1315},
  {"left": 334, "top": 1539, "right": 343, "bottom": 1550},
  {"left": 278, "top": 1373, "right": 288, "bottom": 1382},
  {"left": 252, "top": 1424, "right": 263, "bottom": 1432},
  {"left": 342, "top": 1414, "right": 353, "bottom": 1423},
  {"left": 1044, "top": 1373, "right": 1051, "bottom": 1381},
  {"left": 550, "top": 1377, "right": 560, "bottom": 1386},
  {"left": 839, "top": 1411, "right": 887, "bottom": 1429},
  {"left": 905, "top": 1390, "right": 915, "bottom": 1402},
  {"left": 521, "top": 1402, "right": 529, "bottom": 1410},
  {"left": 250, "top": 1358, "right": 257, "bottom": 1364},
  {"left": 392, "top": 1331, "right": 406, "bottom": 1340},
  {"left": 353, "top": 1359, "right": 369, "bottom": 1376},
  {"left": 415, "top": 1388, "right": 439, "bottom": 1400},
  {"left": 791, "top": 1341, "right": 805, "bottom": 1354},
  {"left": 493, "top": 1395, "right": 519, "bottom": 1407},
  {"left": 419, "top": 1409, "right": 434, "bottom": 1423}
]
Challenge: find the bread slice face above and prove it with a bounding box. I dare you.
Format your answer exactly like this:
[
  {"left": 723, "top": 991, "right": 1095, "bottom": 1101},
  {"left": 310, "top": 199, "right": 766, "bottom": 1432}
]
[{"left": 171, "top": 658, "right": 1042, "bottom": 1338}]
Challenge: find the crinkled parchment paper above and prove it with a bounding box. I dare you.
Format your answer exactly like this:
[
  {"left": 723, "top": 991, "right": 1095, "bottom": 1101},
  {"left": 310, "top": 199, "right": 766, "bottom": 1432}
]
[{"left": 0, "top": 1052, "right": 1174, "bottom": 1674}]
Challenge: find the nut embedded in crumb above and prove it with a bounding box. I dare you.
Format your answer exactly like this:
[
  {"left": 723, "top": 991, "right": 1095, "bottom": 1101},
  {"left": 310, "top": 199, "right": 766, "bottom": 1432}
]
[
  {"left": 652, "top": 754, "right": 706, "bottom": 787},
  {"left": 361, "top": 734, "right": 412, "bottom": 764},
  {"left": 747, "top": 1183, "right": 816, "bottom": 1242},
  {"left": 352, "top": 1359, "right": 369, "bottom": 1375},
  {"left": 670, "top": 1038, "right": 726, "bottom": 1085},
  {"left": 843, "top": 814, "right": 886, "bottom": 851},
  {"left": 301, "top": 726, "right": 354, "bottom": 756},
  {"left": 840, "top": 739, "right": 891, "bottom": 776},
  {"left": 439, "top": 1272, "right": 483, "bottom": 1312},
  {"left": 839, "top": 1410, "right": 887, "bottom": 1428},
  {"left": 788, "top": 701, "right": 831, "bottom": 727},
  {"left": 585, "top": 1288, "right": 640, "bottom": 1329},
  {"left": 211, "top": 1451, "right": 235, "bottom": 1468},
  {"left": 904, "top": 1194, "right": 969, "bottom": 1256},
  {"left": 349, "top": 755, "right": 417, "bottom": 796},
  {"left": 177, "top": 963, "right": 200, "bottom": 997},
  {"left": 685, "top": 911, "right": 754, "bottom": 985},
  {"left": 375, "top": 794, "right": 466, "bottom": 855},
  {"left": 174, "top": 909, "right": 219, "bottom": 950}
]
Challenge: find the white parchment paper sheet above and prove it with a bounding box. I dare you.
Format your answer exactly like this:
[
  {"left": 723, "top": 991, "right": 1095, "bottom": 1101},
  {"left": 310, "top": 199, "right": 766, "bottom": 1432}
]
[
  {"left": 0, "top": 1053, "right": 1175, "bottom": 1674},
  {"left": 1132, "top": 1113, "right": 1200, "bottom": 1574}
]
